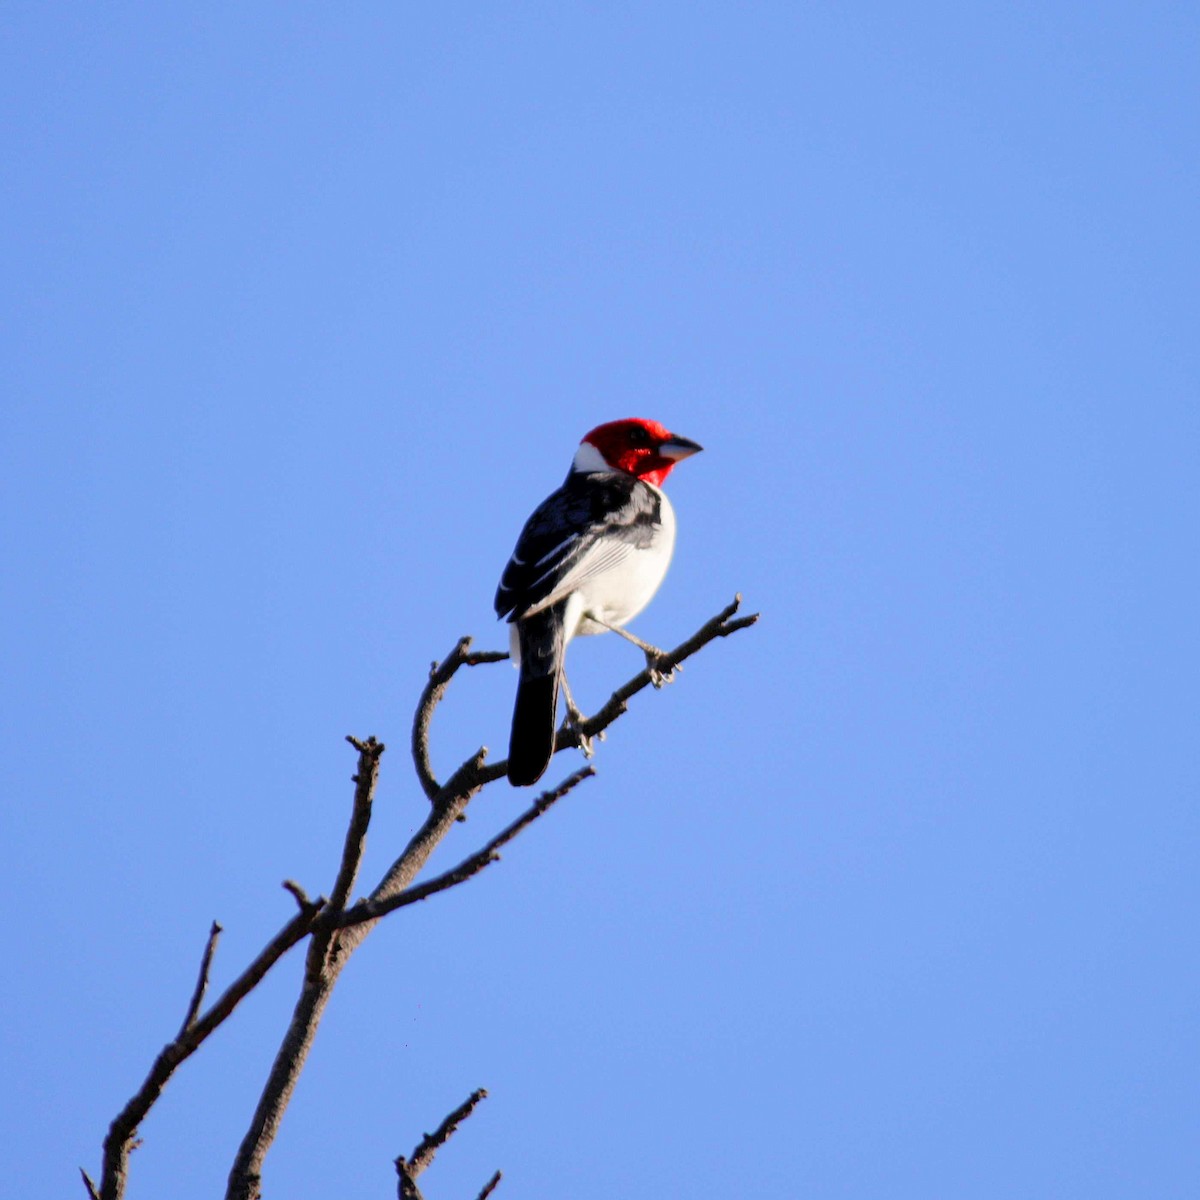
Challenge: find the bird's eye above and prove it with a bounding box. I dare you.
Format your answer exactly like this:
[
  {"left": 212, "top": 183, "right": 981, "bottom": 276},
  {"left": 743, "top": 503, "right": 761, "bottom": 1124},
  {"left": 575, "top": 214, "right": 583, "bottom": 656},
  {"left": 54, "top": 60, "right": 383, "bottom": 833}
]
[{"left": 627, "top": 426, "right": 649, "bottom": 447}]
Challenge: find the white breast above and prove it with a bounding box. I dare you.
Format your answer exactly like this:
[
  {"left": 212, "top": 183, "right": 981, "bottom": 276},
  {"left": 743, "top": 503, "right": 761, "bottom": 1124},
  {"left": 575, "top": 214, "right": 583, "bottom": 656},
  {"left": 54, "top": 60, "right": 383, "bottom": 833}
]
[{"left": 570, "top": 486, "right": 676, "bottom": 639}]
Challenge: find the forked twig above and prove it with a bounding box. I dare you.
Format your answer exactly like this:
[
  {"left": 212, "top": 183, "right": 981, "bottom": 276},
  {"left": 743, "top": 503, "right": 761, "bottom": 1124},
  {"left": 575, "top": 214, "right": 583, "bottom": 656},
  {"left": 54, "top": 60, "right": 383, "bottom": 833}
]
[
  {"left": 395, "top": 1089, "right": 495, "bottom": 1200},
  {"left": 94, "top": 897, "right": 322, "bottom": 1200},
  {"left": 333, "top": 766, "right": 595, "bottom": 928}
]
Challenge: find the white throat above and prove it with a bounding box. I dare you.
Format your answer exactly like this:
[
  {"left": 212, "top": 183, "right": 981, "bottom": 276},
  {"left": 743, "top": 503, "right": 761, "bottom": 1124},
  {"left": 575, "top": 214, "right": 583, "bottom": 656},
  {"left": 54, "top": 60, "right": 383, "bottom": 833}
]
[{"left": 571, "top": 440, "right": 610, "bottom": 474}]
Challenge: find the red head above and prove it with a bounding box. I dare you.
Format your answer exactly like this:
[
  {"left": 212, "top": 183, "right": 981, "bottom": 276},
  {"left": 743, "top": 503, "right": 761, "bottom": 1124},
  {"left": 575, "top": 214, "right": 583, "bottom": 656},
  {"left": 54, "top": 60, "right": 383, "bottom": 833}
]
[{"left": 575, "top": 418, "right": 703, "bottom": 488}]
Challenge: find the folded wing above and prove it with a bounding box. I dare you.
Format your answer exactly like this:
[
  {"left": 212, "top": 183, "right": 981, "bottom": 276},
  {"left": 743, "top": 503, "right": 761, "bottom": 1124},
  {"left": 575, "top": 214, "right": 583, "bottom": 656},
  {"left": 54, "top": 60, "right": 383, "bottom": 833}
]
[{"left": 495, "top": 472, "right": 662, "bottom": 621}]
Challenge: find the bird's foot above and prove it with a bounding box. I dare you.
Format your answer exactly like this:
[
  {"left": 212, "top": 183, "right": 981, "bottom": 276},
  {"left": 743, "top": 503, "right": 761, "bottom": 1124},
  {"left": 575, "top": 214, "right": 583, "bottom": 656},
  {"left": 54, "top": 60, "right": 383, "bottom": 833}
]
[
  {"left": 564, "top": 697, "right": 596, "bottom": 758},
  {"left": 644, "top": 647, "right": 679, "bottom": 688},
  {"left": 582, "top": 609, "right": 679, "bottom": 687}
]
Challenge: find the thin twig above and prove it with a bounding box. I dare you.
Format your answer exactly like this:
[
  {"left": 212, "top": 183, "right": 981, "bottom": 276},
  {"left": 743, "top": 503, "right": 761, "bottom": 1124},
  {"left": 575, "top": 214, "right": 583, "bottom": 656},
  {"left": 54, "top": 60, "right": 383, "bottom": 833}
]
[
  {"left": 333, "top": 766, "right": 595, "bottom": 928},
  {"left": 476, "top": 1170, "right": 503, "bottom": 1200},
  {"left": 330, "top": 736, "right": 384, "bottom": 911},
  {"left": 189, "top": 905, "right": 324, "bottom": 1041},
  {"left": 572, "top": 594, "right": 759, "bottom": 748},
  {"left": 355, "top": 747, "right": 491, "bottom": 925},
  {"left": 412, "top": 639, "right": 508, "bottom": 800},
  {"left": 408, "top": 1088, "right": 490, "bottom": 1177},
  {"left": 177, "top": 921, "right": 223, "bottom": 1037},
  {"left": 395, "top": 1090, "right": 493, "bottom": 1200},
  {"left": 226, "top": 737, "right": 396, "bottom": 1200},
  {"left": 430, "top": 594, "right": 759, "bottom": 790},
  {"left": 80, "top": 1168, "right": 101, "bottom": 1200},
  {"left": 281, "top": 879, "right": 311, "bottom": 910}
]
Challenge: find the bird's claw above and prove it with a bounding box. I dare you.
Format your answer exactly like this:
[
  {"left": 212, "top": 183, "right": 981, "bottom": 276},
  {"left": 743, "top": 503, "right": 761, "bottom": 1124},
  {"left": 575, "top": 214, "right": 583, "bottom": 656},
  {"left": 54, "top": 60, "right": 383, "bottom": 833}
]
[
  {"left": 645, "top": 650, "right": 678, "bottom": 688},
  {"left": 564, "top": 703, "right": 595, "bottom": 758}
]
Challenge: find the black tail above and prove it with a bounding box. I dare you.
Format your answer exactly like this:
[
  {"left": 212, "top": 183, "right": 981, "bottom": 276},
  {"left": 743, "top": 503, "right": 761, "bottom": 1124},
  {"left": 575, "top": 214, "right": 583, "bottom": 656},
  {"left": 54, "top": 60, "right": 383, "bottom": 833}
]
[{"left": 507, "top": 604, "right": 565, "bottom": 786}]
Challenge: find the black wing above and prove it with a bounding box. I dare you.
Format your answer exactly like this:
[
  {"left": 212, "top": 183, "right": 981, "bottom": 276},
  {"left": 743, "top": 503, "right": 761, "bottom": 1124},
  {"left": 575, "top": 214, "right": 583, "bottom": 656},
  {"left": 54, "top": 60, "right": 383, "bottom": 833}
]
[{"left": 494, "top": 471, "right": 662, "bottom": 621}]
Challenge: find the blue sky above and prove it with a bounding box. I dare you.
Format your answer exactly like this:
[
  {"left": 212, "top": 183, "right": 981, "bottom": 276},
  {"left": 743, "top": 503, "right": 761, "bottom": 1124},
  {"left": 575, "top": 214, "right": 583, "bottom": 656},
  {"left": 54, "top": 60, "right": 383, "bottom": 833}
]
[{"left": 3, "top": 4, "right": 1197, "bottom": 1198}]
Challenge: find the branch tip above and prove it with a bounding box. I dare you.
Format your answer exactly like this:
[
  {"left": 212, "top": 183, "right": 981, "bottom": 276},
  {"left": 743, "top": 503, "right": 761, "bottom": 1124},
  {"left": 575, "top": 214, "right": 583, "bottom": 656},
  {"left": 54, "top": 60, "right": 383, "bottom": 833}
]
[
  {"left": 476, "top": 1170, "right": 503, "bottom": 1200},
  {"left": 281, "top": 879, "right": 313, "bottom": 910},
  {"left": 79, "top": 1168, "right": 101, "bottom": 1200},
  {"left": 406, "top": 1087, "right": 491, "bottom": 1178},
  {"left": 346, "top": 733, "right": 386, "bottom": 756},
  {"left": 329, "top": 736, "right": 385, "bottom": 912},
  {"left": 529, "top": 593, "right": 759, "bottom": 761},
  {"left": 178, "top": 920, "right": 223, "bottom": 1036}
]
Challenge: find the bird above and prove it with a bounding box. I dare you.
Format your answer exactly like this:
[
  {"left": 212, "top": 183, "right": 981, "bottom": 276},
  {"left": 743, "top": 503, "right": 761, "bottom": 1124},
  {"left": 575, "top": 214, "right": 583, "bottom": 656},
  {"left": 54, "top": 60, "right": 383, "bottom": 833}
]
[{"left": 495, "top": 418, "right": 703, "bottom": 786}]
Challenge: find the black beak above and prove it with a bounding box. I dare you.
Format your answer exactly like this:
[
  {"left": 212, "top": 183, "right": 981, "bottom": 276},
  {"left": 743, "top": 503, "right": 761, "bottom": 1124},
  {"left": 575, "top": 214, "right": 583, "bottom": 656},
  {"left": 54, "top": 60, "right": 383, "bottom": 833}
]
[{"left": 658, "top": 435, "right": 703, "bottom": 462}]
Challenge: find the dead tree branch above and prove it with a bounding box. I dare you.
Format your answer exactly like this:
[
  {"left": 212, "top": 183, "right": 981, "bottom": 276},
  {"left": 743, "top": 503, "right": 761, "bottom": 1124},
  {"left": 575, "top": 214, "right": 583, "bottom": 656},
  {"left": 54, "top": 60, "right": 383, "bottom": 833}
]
[
  {"left": 177, "top": 921, "right": 222, "bottom": 1037},
  {"left": 412, "top": 640, "right": 508, "bottom": 800},
  {"left": 396, "top": 1159, "right": 426, "bottom": 1200},
  {"left": 408, "top": 1088, "right": 489, "bottom": 1177},
  {"left": 89, "top": 594, "right": 757, "bottom": 1200},
  {"left": 93, "top": 898, "right": 322, "bottom": 1200},
  {"left": 395, "top": 1089, "right": 495, "bottom": 1200},
  {"left": 333, "top": 765, "right": 595, "bottom": 927},
  {"left": 225, "top": 737, "right": 387, "bottom": 1200},
  {"left": 475, "top": 1172, "right": 503, "bottom": 1200},
  {"left": 330, "top": 735, "right": 384, "bottom": 910},
  {"left": 569, "top": 593, "right": 758, "bottom": 751},
  {"left": 448, "top": 593, "right": 760, "bottom": 790}
]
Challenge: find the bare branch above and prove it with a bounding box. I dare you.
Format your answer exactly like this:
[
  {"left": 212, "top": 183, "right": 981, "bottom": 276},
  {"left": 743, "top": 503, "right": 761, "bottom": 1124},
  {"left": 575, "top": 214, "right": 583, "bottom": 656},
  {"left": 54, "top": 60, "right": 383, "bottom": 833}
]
[
  {"left": 415, "top": 596, "right": 758, "bottom": 797},
  {"left": 330, "top": 736, "right": 384, "bottom": 911},
  {"left": 192, "top": 903, "right": 323, "bottom": 1040},
  {"left": 281, "top": 879, "right": 311, "bottom": 910},
  {"left": 395, "top": 1089, "right": 493, "bottom": 1200},
  {"left": 358, "top": 748, "right": 490, "bottom": 922},
  {"left": 99, "top": 898, "right": 321, "bottom": 1200},
  {"left": 408, "top": 1088, "right": 489, "bottom": 1177},
  {"left": 80, "top": 1168, "right": 101, "bottom": 1200},
  {"left": 334, "top": 766, "right": 595, "bottom": 927},
  {"left": 569, "top": 594, "right": 758, "bottom": 749},
  {"left": 177, "top": 921, "right": 222, "bottom": 1037},
  {"left": 227, "top": 737, "right": 500, "bottom": 1198},
  {"left": 98, "top": 594, "right": 755, "bottom": 1200},
  {"left": 476, "top": 1171, "right": 503, "bottom": 1200},
  {"left": 395, "top": 1157, "right": 426, "bottom": 1200},
  {"left": 412, "top": 639, "right": 508, "bottom": 800},
  {"left": 225, "top": 741, "right": 391, "bottom": 1200}
]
